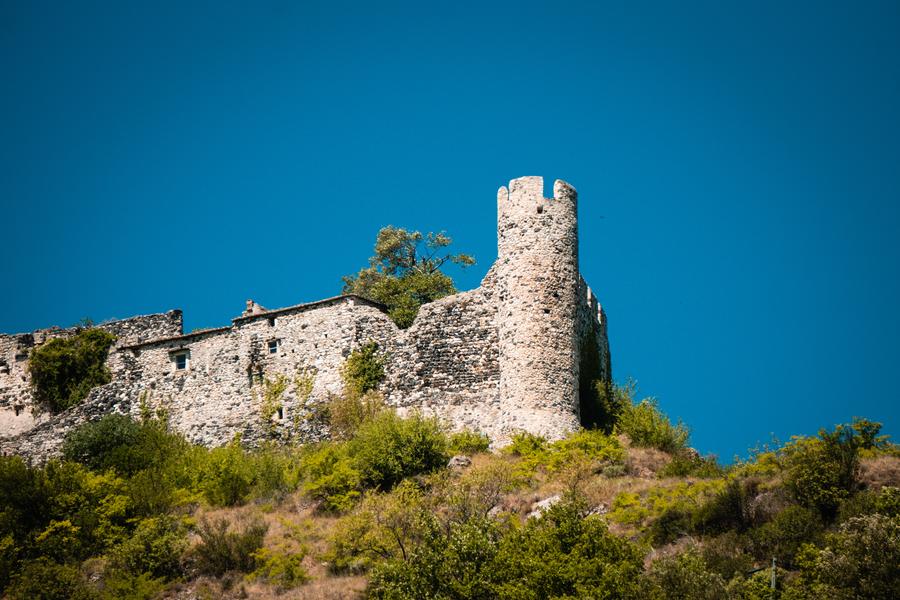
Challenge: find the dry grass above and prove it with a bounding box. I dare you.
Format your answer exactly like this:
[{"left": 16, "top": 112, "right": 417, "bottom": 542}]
[
  {"left": 859, "top": 454, "right": 900, "bottom": 490},
  {"left": 624, "top": 446, "right": 672, "bottom": 478}
]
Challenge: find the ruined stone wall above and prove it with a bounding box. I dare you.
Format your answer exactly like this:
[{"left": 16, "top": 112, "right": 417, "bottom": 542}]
[
  {"left": 0, "top": 311, "right": 182, "bottom": 439},
  {"left": 114, "top": 296, "right": 392, "bottom": 447},
  {"left": 1, "top": 175, "right": 611, "bottom": 460},
  {"left": 380, "top": 266, "right": 501, "bottom": 435}
]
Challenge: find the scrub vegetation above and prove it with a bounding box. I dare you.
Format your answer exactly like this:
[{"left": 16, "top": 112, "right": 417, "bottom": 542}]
[{"left": 3, "top": 375, "right": 898, "bottom": 599}]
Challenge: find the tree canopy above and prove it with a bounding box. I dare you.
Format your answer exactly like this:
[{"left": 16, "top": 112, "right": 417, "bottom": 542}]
[{"left": 342, "top": 226, "right": 475, "bottom": 328}]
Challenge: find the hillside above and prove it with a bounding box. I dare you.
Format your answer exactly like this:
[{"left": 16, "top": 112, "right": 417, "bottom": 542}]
[{"left": 1, "top": 380, "right": 898, "bottom": 600}]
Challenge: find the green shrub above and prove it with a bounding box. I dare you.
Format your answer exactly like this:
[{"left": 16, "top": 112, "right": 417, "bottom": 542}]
[
  {"left": 96, "top": 570, "right": 164, "bottom": 600},
  {"left": 109, "top": 515, "right": 187, "bottom": 579},
  {"left": 448, "top": 430, "right": 491, "bottom": 455},
  {"left": 368, "top": 516, "right": 500, "bottom": 599},
  {"left": 191, "top": 517, "right": 268, "bottom": 576},
  {"left": 325, "top": 480, "right": 429, "bottom": 573},
  {"left": 641, "top": 548, "right": 728, "bottom": 600},
  {"left": 248, "top": 547, "right": 308, "bottom": 590},
  {"left": 699, "top": 531, "right": 754, "bottom": 581},
  {"left": 62, "top": 414, "right": 147, "bottom": 475},
  {"left": 659, "top": 450, "right": 723, "bottom": 478},
  {"left": 41, "top": 461, "right": 131, "bottom": 558},
  {"left": 749, "top": 505, "right": 823, "bottom": 567},
  {"left": 782, "top": 423, "right": 862, "bottom": 518},
  {"left": 692, "top": 479, "right": 756, "bottom": 535},
  {"left": 350, "top": 411, "right": 449, "bottom": 490},
  {"left": 249, "top": 446, "right": 301, "bottom": 502},
  {"left": 504, "top": 431, "right": 547, "bottom": 457},
  {"left": 616, "top": 397, "right": 689, "bottom": 453},
  {"left": 490, "top": 496, "right": 645, "bottom": 599},
  {"left": 795, "top": 514, "right": 900, "bottom": 599},
  {"left": 28, "top": 328, "right": 116, "bottom": 412},
  {"left": 341, "top": 342, "right": 385, "bottom": 397},
  {"left": 6, "top": 558, "right": 97, "bottom": 600},
  {"left": 301, "top": 443, "right": 363, "bottom": 512},
  {"left": 199, "top": 440, "right": 254, "bottom": 507}
]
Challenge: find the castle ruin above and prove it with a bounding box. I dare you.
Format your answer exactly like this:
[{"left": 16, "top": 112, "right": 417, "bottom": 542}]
[{"left": 0, "top": 177, "right": 610, "bottom": 459}]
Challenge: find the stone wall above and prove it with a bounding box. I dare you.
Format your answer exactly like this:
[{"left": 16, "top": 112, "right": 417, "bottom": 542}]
[
  {"left": 0, "top": 311, "right": 182, "bottom": 438},
  {"left": 0, "top": 176, "right": 611, "bottom": 460}
]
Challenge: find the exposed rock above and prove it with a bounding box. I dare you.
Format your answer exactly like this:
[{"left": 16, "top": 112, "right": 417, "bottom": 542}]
[
  {"left": 447, "top": 455, "right": 472, "bottom": 469},
  {"left": 527, "top": 494, "right": 562, "bottom": 519}
]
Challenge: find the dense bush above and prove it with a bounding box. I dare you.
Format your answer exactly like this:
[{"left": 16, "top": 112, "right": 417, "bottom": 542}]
[
  {"left": 641, "top": 548, "right": 727, "bottom": 600},
  {"left": 6, "top": 558, "right": 97, "bottom": 600},
  {"left": 750, "top": 505, "right": 823, "bottom": 567},
  {"left": 28, "top": 328, "right": 116, "bottom": 412},
  {"left": 692, "top": 479, "right": 757, "bottom": 535},
  {"left": 491, "top": 497, "right": 645, "bottom": 599},
  {"left": 369, "top": 495, "right": 646, "bottom": 599},
  {"left": 109, "top": 515, "right": 187, "bottom": 579},
  {"left": 659, "top": 450, "right": 723, "bottom": 478},
  {"left": 191, "top": 517, "right": 268, "bottom": 576},
  {"left": 616, "top": 397, "right": 689, "bottom": 454},
  {"left": 350, "top": 410, "right": 449, "bottom": 490},
  {"left": 62, "top": 413, "right": 149, "bottom": 475},
  {"left": 248, "top": 545, "right": 309, "bottom": 590},
  {"left": 448, "top": 429, "right": 491, "bottom": 455},
  {"left": 795, "top": 514, "right": 900, "bottom": 599},
  {"left": 781, "top": 423, "right": 863, "bottom": 518},
  {"left": 504, "top": 430, "right": 547, "bottom": 457},
  {"left": 302, "top": 443, "right": 363, "bottom": 512},
  {"left": 368, "top": 516, "right": 501, "bottom": 599}
]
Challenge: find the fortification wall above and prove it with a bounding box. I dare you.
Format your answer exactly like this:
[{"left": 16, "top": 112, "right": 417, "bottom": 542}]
[
  {"left": 381, "top": 266, "right": 501, "bottom": 435},
  {"left": 1, "top": 175, "right": 611, "bottom": 461},
  {"left": 0, "top": 311, "right": 182, "bottom": 439}
]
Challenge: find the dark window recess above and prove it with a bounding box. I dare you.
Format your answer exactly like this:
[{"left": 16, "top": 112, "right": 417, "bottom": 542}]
[
  {"left": 268, "top": 340, "right": 279, "bottom": 354},
  {"left": 277, "top": 407, "right": 284, "bottom": 420},
  {"left": 173, "top": 352, "right": 188, "bottom": 370},
  {"left": 14, "top": 406, "right": 22, "bottom": 416},
  {"left": 544, "top": 308, "right": 551, "bottom": 314},
  {"left": 14, "top": 353, "right": 27, "bottom": 362},
  {"left": 268, "top": 317, "right": 276, "bottom": 327}
]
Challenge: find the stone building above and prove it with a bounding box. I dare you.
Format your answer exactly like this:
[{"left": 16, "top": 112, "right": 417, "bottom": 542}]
[{"left": 0, "top": 176, "right": 610, "bottom": 459}]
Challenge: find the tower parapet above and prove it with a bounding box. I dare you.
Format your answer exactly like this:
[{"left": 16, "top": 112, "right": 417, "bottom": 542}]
[{"left": 496, "top": 176, "right": 582, "bottom": 439}]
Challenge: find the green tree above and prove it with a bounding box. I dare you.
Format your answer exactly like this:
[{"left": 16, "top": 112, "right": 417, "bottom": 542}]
[
  {"left": 28, "top": 328, "right": 116, "bottom": 412},
  {"left": 342, "top": 226, "right": 475, "bottom": 328}
]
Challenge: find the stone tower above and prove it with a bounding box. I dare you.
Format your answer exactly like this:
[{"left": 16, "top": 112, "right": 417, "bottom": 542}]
[{"left": 496, "top": 176, "right": 582, "bottom": 439}]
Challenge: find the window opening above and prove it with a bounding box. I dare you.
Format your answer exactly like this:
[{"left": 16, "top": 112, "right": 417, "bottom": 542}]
[{"left": 172, "top": 351, "right": 189, "bottom": 370}]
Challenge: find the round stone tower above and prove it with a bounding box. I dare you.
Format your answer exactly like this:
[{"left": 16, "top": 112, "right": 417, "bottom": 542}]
[{"left": 496, "top": 176, "right": 581, "bottom": 439}]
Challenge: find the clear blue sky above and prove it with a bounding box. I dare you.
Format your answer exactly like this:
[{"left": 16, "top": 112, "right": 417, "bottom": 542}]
[{"left": 2, "top": 1, "right": 899, "bottom": 461}]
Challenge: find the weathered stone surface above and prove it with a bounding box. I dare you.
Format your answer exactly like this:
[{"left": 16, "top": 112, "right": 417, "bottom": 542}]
[
  {"left": 0, "top": 176, "right": 611, "bottom": 462},
  {"left": 447, "top": 455, "right": 473, "bottom": 469},
  {"left": 0, "top": 311, "right": 182, "bottom": 438},
  {"left": 527, "top": 494, "right": 562, "bottom": 519}
]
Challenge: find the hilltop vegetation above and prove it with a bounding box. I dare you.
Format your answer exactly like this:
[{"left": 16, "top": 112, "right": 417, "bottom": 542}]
[
  {"left": 1, "top": 372, "right": 898, "bottom": 599},
  {"left": 342, "top": 226, "right": 475, "bottom": 328}
]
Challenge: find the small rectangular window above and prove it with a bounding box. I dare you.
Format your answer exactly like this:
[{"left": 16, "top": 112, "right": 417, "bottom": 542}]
[
  {"left": 172, "top": 351, "right": 189, "bottom": 370},
  {"left": 277, "top": 407, "right": 284, "bottom": 420},
  {"left": 268, "top": 340, "right": 279, "bottom": 354},
  {"left": 268, "top": 317, "right": 276, "bottom": 327}
]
